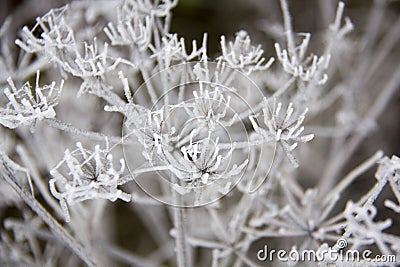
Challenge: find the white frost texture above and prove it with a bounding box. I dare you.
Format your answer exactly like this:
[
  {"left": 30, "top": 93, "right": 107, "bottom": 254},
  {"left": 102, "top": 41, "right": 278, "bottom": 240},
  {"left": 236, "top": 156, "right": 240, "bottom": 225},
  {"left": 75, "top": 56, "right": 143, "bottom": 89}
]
[{"left": 0, "top": 0, "right": 399, "bottom": 266}]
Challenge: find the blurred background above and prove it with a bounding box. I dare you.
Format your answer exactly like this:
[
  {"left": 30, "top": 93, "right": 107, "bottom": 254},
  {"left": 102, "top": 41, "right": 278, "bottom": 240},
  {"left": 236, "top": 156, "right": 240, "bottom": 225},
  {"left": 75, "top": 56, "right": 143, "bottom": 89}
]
[{"left": 1, "top": 0, "right": 400, "bottom": 265}]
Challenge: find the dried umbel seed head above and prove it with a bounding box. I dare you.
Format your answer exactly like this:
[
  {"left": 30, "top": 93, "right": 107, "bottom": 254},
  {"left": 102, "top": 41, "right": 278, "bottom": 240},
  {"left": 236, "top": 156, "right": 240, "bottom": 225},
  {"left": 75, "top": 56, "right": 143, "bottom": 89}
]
[
  {"left": 0, "top": 71, "right": 63, "bottom": 129},
  {"left": 0, "top": 0, "right": 399, "bottom": 266},
  {"left": 49, "top": 142, "right": 131, "bottom": 222}
]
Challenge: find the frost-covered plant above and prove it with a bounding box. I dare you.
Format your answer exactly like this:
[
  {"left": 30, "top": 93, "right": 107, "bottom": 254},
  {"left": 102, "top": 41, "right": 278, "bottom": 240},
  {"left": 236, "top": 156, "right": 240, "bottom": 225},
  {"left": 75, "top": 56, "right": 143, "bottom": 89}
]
[
  {"left": 168, "top": 133, "right": 248, "bottom": 198},
  {"left": 49, "top": 142, "right": 131, "bottom": 222},
  {"left": 250, "top": 99, "right": 314, "bottom": 167},
  {"left": 219, "top": 30, "right": 274, "bottom": 75},
  {"left": 0, "top": 71, "right": 63, "bottom": 129},
  {"left": 0, "top": 0, "right": 400, "bottom": 266}
]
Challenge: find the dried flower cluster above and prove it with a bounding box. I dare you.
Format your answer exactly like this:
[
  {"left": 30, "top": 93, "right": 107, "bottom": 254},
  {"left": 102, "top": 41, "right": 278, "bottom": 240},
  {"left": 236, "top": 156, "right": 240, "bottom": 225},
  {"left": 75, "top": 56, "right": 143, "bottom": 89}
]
[{"left": 0, "top": 0, "right": 399, "bottom": 266}]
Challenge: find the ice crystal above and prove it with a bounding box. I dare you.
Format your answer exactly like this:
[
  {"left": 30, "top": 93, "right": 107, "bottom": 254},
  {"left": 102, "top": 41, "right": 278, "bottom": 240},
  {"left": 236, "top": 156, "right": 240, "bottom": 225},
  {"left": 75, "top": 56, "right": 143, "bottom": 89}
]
[{"left": 0, "top": 0, "right": 399, "bottom": 266}]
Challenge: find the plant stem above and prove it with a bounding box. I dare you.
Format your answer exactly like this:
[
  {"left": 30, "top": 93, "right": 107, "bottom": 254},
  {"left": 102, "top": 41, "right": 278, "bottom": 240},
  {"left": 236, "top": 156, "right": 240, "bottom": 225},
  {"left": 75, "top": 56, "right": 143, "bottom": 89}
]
[
  {"left": 44, "top": 118, "right": 123, "bottom": 144},
  {"left": 319, "top": 65, "right": 400, "bottom": 196},
  {"left": 171, "top": 177, "right": 190, "bottom": 267},
  {"left": 0, "top": 163, "right": 96, "bottom": 267}
]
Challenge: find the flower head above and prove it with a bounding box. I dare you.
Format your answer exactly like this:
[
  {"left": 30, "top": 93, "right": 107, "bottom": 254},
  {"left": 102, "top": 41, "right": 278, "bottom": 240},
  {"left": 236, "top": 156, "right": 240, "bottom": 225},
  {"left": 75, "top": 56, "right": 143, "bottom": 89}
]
[
  {"left": 219, "top": 30, "right": 274, "bottom": 75},
  {"left": 0, "top": 72, "right": 63, "bottom": 129},
  {"left": 183, "top": 83, "right": 237, "bottom": 130},
  {"left": 49, "top": 142, "right": 131, "bottom": 222},
  {"left": 250, "top": 99, "right": 314, "bottom": 167},
  {"left": 275, "top": 33, "right": 329, "bottom": 84},
  {"left": 166, "top": 133, "right": 248, "bottom": 194}
]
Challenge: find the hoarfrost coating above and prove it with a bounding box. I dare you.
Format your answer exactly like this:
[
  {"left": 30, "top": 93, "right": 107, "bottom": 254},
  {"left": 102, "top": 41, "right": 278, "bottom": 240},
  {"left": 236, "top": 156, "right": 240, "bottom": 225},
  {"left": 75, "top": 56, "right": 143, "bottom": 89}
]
[{"left": 0, "top": 0, "right": 399, "bottom": 266}]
